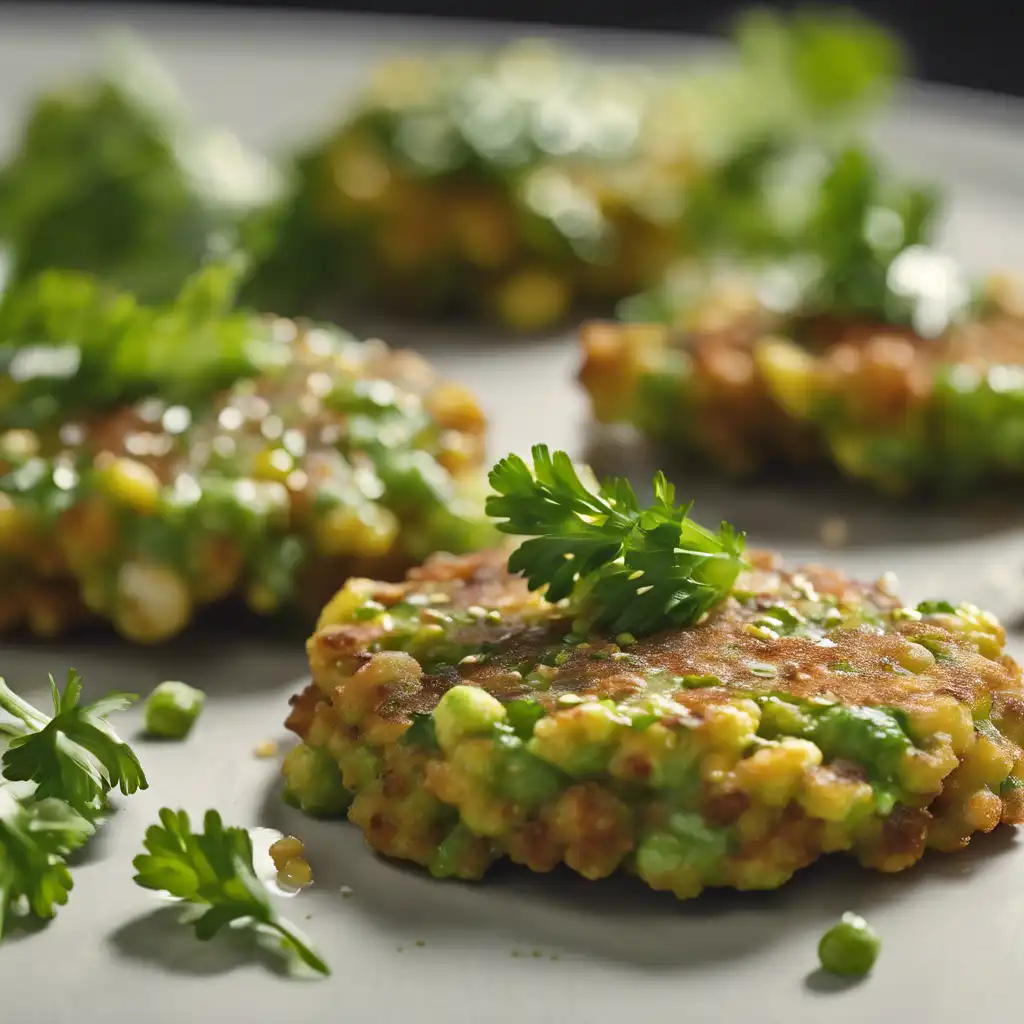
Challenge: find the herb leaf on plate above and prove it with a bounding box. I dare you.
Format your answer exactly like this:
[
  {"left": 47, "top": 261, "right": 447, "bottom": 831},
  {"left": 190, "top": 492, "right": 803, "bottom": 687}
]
[
  {"left": 0, "top": 781, "right": 94, "bottom": 934},
  {"left": 133, "top": 808, "right": 330, "bottom": 976},
  {"left": 0, "top": 669, "right": 147, "bottom": 818}
]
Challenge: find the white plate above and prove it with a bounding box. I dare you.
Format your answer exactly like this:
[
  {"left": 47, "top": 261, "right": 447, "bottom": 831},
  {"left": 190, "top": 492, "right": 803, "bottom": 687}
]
[{"left": 2, "top": 6, "right": 1024, "bottom": 1022}]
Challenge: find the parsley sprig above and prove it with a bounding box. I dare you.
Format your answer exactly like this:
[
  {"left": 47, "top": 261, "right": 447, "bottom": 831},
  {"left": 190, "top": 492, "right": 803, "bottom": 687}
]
[
  {"left": 0, "top": 781, "right": 94, "bottom": 934},
  {"left": 133, "top": 808, "right": 330, "bottom": 977},
  {"left": 0, "top": 671, "right": 145, "bottom": 934},
  {"left": 486, "top": 445, "right": 745, "bottom": 636},
  {"left": 0, "top": 670, "right": 147, "bottom": 818}
]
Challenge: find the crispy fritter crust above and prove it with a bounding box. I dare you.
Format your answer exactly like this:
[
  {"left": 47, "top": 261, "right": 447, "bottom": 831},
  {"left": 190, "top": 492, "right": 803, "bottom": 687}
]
[{"left": 288, "top": 549, "right": 1024, "bottom": 896}]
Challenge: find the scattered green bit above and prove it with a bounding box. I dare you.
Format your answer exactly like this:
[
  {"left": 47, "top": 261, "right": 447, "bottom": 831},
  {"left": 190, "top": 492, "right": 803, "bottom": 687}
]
[
  {"left": 143, "top": 681, "right": 205, "bottom": 739},
  {"left": 504, "top": 699, "right": 546, "bottom": 740},
  {"left": 487, "top": 445, "right": 745, "bottom": 638},
  {"left": 281, "top": 744, "right": 352, "bottom": 817},
  {"left": 415, "top": 939, "right": 426, "bottom": 948},
  {"left": 0, "top": 670, "right": 147, "bottom": 818},
  {"left": 680, "top": 675, "right": 721, "bottom": 689},
  {"left": 401, "top": 713, "right": 440, "bottom": 752},
  {"left": 817, "top": 912, "right": 880, "bottom": 977},
  {"left": 916, "top": 600, "right": 956, "bottom": 616},
  {"left": 132, "top": 808, "right": 330, "bottom": 976}
]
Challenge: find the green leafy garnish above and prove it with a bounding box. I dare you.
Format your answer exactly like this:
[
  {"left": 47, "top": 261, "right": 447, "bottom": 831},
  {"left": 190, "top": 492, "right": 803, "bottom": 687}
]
[
  {"left": 0, "top": 781, "right": 93, "bottom": 934},
  {"left": 0, "top": 34, "right": 278, "bottom": 304},
  {"left": 486, "top": 445, "right": 745, "bottom": 637},
  {"left": 0, "top": 258, "right": 271, "bottom": 430},
  {"left": 132, "top": 808, "right": 330, "bottom": 976},
  {"left": 0, "top": 670, "right": 147, "bottom": 818}
]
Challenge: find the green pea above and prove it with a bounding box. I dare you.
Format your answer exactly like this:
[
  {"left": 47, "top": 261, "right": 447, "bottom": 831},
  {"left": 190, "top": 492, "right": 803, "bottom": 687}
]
[
  {"left": 497, "top": 741, "right": 565, "bottom": 809},
  {"left": 144, "top": 680, "right": 205, "bottom": 739},
  {"left": 505, "top": 698, "right": 546, "bottom": 740},
  {"left": 281, "top": 744, "right": 353, "bottom": 817},
  {"left": 429, "top": 822, "right": 480, "bottom": 879},
  {"left": 817, "top": 912, "right": 880, "bottom": 977}
]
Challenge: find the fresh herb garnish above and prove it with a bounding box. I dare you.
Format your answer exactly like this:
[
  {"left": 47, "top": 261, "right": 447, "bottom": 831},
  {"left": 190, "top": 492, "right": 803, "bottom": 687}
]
[
  {"left": 0, "top": 258, "right": 270, "bottom": 430},
  {"left": 486, "top": 445, "right": 745, "bottom": 637},
  {"left": 132, "top": 808, "right": 330, "bottom": 976},
  {"left": 0, "top": 781, "right": 93, "bottom": 934},
  {"left": 0, "top": 670, "right": 147, "bottom": 818},
  {"left": 0, "top": 672, "right": 145, "bottom": 936}
]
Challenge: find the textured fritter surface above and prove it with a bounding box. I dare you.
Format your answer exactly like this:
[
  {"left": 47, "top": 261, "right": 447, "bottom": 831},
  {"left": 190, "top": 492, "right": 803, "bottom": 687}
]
[
  {"left": 0, "top": 323, "right": 489, "bottom": 641},
  {"left": 579, "top": 276, "right": 1024, "bottom": 492},
  {"left": 245, "top": 18, "right": 894, "bottom": 331},
  {"left": 285, "top": 548, "right": 1024, "bottom": 896}
]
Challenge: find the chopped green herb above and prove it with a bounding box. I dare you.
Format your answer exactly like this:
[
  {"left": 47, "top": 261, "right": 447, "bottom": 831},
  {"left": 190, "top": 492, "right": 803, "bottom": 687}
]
[{"left": 132, "top": 808, "right": 329, "bottom": 976}]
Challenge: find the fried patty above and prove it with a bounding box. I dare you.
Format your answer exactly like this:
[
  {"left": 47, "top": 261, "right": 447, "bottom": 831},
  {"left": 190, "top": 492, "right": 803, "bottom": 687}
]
[
  {"left": 285, "top": 548, "right": 1024, "bottom": 896},
  {"left": 0, "top": 322, "right": 488, "bottom": 641},
  {"left": 579, "top": 278, "right": 1024, "bottom": 491}
]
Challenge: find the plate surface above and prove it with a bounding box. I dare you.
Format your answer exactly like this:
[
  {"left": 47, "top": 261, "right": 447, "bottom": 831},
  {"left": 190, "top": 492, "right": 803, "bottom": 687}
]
[{"left": 2, "top": 6, "right": 1024, "bottom": 1022}]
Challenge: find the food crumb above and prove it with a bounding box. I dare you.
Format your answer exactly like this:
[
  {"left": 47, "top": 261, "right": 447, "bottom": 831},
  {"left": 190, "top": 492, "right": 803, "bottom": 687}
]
[
  {"left": 339, "top": 885, "right": 354, "bottom": 898},
  {"left": 819, "top": 516, "right": 849, "bottom": 549},
  {"left": 254, "top": 739, "right": 279, "bottom": 758},
  {"left": 531, "top": 950, "right": 543, "bottom": 958},
  {"left": 877, "top": 570, "right": 899, "bottom": 597},
  {"left": 550, "top": 955, "right": 561, "bottom": 962},
  {"left": 415, "top": 940, "right": 426, "bottom": 947},
  {"left": 270, "top": 835, "right": 313, "bottom": 889},
  {"left": 511, "top": 950, "right": 522, "bottom": 958}
]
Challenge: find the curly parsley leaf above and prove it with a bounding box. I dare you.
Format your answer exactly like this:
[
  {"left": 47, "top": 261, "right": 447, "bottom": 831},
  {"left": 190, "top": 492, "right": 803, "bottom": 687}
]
[
  {"left": 133, "top": 808, "right": 330, "bottom": 977},
  {"left": 0, "top": 781, "right": 93, "bottom": 934},
  {"left": 486, "top": 445, "right": 745, "bottom": 637},
  {"left": 0, "top": 670, "right": 147, "bottom": 818}
]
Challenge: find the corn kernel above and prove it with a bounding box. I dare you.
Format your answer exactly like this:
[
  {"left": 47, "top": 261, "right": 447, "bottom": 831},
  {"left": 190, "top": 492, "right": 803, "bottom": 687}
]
[
  {"left": 734, "top": 738, "right": 822, "bottom": 807},
  {"left": 94, "top": 455, "right": 162, "bottom": 515},
  {"left": 495, "top": 269, "right": 570, "bottom": 331},
  {"left": 114, "top": 562, "right": 192, "bottom": 643},
  {"left": 314, "top": 504, "right": 398, "bottom": 558},
  {"left": 278, "top": 857, "right": 314, "bottom": 889},
  {"left": 269, "top": 835, "right": 305, "bottom": 869}
]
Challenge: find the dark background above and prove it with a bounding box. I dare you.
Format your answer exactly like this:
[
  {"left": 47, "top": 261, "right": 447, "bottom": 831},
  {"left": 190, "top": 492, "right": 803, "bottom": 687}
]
[{"left": 70, "top": 0, "right": 1024, "bottom": 98}]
